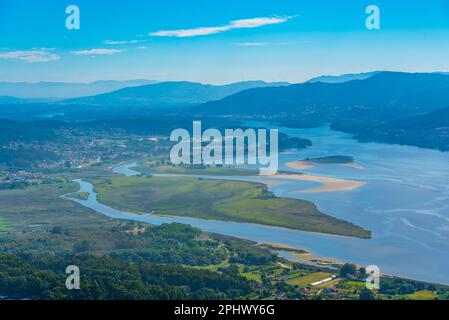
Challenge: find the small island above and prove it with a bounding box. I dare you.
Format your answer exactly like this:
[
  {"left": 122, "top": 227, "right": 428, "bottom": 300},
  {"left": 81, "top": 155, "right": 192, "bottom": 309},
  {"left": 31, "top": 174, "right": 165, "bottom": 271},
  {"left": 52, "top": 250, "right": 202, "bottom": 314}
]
[
  {"left": 279, "top": 134, "right": 313, "bottom": 151},
  {"left": 302, "top": 155, "right": 355, "bottom": 164},
  {"left": 287, "top": 155, "right": 364, "bottom": 171}
]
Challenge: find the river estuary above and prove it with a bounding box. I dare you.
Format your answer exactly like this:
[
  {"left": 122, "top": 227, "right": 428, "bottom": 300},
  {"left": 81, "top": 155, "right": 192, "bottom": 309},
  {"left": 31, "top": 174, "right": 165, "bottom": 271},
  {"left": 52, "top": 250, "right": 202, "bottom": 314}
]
[{"left": 65, "top": 125, "right": 449, "bottom": 285}]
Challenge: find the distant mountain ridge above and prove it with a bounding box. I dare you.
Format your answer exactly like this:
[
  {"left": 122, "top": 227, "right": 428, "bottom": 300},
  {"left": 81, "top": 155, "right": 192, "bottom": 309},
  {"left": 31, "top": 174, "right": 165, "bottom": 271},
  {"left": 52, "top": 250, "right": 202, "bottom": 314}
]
[
  {"left": 306, "top": 71, "right": 382, "bottom": 83},
  {"left": 195, "top": 71, "right": 449, "bottom": 152},
  {"left": 306, "top": 71, "right": 449, "bottom": 84},
  {"left": 0, "top": 96, "right": 28, "bottom": 104},
  {"left": 0, "top": 80, "right": 158, "bottom": 100},
  {"left": 63, "top": 81, "right": 290, "bottom": 107},
  {"left": 198, "top": 72, "right": 449, "bottom": 120}
]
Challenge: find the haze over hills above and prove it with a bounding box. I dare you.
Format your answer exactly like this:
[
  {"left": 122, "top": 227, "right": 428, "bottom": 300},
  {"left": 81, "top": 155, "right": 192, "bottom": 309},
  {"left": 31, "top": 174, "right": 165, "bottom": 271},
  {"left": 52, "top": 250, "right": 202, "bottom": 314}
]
[
  {"left": 0, "top": 96, "right": 29, "bottom": 104},
  {"left": 194, "top": 71, "right": 449, "bottom": 151},
  {"left": 198, "top": 72, "right": 449, "bottom": 120},
  {"left": 306, "top": 71, "right": 449, "bottom": 84},
  {"left": 63, "top": 80, "right": 290, "bottom": 107},
  {"left": 306, "top": 71, "right": 382, "bottom": 84},
  {"left": 0, "top": 80, "right": 158, "bottom": 100},
  {"left": 2, "top": 71, "right": 449, "bottom": 152}
]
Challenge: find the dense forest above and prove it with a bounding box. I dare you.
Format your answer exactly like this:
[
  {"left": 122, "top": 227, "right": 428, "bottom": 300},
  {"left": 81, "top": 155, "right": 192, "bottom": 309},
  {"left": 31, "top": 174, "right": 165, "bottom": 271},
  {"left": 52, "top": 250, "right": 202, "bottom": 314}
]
[
  {"left": 0, "top": 253, "right": 252, "bottom": 300},
  {"left": 0, "top": 222, "right": 278, "bottom": 300}
]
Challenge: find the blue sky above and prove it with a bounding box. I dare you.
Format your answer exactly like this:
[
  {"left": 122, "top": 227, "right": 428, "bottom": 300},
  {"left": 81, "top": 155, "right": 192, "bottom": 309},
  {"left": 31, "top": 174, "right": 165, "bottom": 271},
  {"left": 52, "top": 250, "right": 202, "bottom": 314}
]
[{"left": 0, "top": 0, "right": 449, "bottom": 83}]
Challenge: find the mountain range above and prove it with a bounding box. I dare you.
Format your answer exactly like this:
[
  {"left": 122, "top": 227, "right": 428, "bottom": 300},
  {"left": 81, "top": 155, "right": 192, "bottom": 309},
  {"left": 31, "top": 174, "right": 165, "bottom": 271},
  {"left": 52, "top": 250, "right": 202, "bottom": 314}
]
[
  {"left": 197, "top": 72, "right": 449, "bottom": 120},
  {"left": 0, "top": 96, "right": 28, "bottom": 104},
  {"left": 193, "top": 72, "right": 449, "bottom": 151},
  {"left": 2, "top": 71, "right": 449, "bottom": 151},
  {"left": 306, "top": 71, "right": 449, "bottom": 84},
  {"left": 306, "top": 71, "right": 382, "bottom": 83},
  {"left": 0, "top": 80, "right": 158, "bottom": 100},
  {"left": 62, "top": 81, "right": 290, "bottom": 107}
]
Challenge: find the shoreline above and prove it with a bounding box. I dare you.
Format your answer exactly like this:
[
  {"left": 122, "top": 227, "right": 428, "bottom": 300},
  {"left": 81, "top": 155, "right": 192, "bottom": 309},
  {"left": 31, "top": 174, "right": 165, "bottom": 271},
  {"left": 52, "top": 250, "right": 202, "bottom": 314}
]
[
  {"left": 256, "top": 242, "right": 304, "bottom": 252},
  {"left": 261, "top": 173, "right": 367, "bottom": 193},
  {"left": 286, "top": 160, "right": 365, "bottom": 171},
  {"left": 286, "top": 161, "right": 314, "bottom": 170},
  {"left": 258, "top": 242, "right": 344, "bottom": 268},
  {"left": 292, "top": 252, "right": 342, "bottom": 265},
  {"left": 73, "top": 161, "right": 449, "bottom": 285}
]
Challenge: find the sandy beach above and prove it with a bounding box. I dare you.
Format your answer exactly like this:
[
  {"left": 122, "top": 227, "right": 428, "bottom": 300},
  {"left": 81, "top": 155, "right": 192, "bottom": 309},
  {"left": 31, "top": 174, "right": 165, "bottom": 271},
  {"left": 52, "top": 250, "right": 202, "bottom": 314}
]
[
  {"left": 286, "top": 161, "right": 314, "bottom": 170},
  {"left": 268, "top": 173, "right": 367, "bottom": 193},
  {"left": 293, "top": 252, "right": 342, "bottom": 265},
  {"left": 257, "top": 242, "right": 343, "bottom": 265},
  {"left": 256, "top": 242, "right": 298, "bottom": 251}
]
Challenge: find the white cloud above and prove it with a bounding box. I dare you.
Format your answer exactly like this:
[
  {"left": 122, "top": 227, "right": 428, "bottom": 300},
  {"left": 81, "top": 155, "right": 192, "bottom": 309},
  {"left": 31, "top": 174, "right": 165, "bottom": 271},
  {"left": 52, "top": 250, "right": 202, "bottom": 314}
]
[
  {"left": 103, "top": 40, "right": 143, "bottom": 45},
  {"left": 71, "top": 48, "right": 124, "bottom": 56},
  {"left": 230, "top": 17, "right": 291, "bottom": 28},
  {"left": 150, "top": 16, "right": 295, "bottom": 38},
  {"left": 32, "top": 47, "right": 56, "bottom": 51},
  {"left": 0, "top": 50, "right": 60, "bottom": 63}
]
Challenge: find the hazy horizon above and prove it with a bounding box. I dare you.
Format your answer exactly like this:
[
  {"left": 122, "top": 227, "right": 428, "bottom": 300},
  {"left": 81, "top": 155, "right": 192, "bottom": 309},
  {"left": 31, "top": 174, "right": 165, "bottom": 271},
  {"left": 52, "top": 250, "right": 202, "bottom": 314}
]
[{"left": 2, "top": 69, "right": 449, "bottom": 86}]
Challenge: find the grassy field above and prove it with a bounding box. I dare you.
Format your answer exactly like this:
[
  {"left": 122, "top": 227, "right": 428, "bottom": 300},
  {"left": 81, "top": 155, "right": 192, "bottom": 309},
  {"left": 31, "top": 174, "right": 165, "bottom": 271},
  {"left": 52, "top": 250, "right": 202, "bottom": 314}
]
[
  {"left": 345, "top": 280, "right": 367, "bottom": 287},
  {"left": 242, "top": 271, "right": 262, "bottom": 283},
  {"left": 0, "top": 217, "right": 11, "bottom": 232},
  {"left": 286, "top": 272, "right": 333, "bottom": 286},
  {"left": 91, "top": 175, "right": 371, "bottom": 238},
  {"left": 0, "top": 182, "right": 110, "bottom": 232},
  {"left": 406, "top": 290, "right": 438, "bottom": 300},
  {"left": 136, "top": 164, "right": 259, "bottom": 176},
  {"left": 67, "top": 191, "right": 89, "bottom": 200}
]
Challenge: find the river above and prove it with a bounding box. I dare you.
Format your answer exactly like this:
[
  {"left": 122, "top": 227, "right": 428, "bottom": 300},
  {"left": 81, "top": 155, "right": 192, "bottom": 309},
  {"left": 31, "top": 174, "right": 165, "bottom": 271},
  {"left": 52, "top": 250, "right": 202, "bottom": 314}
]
[{"left": 66, "top": 125, "right": 449, "bottom": 285}]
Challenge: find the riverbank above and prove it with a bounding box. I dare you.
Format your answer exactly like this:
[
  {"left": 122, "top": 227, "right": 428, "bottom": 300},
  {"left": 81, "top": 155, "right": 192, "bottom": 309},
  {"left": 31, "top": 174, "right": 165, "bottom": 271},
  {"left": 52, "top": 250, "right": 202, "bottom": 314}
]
[
  {"left": 89, "top": 174, "right": 371, "bottom": 238},
  {"left": 63, "top": 157, "right": 449, "bottom": 285},
  {"left": 133, "top": 161, "right": 367, "bottom": 194},
  {"left": 91, "top": 119, "right": 449, "bottom": 285}
]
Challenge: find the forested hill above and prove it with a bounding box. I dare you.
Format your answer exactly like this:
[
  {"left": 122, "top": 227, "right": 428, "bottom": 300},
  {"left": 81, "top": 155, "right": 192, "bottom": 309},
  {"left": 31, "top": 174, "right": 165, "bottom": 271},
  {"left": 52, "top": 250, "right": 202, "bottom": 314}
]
[
  {"left": 63, "top": 81, "right": 289, "bottom": 107},
  {"left": 197, "top": 72, "right": 449, "bottom": 120},
  {"left": 196, "top": 72, "right": 449, "bottom": 152},
  {"left": 336, "top": 105, "right": 449, "bottom": 151}
]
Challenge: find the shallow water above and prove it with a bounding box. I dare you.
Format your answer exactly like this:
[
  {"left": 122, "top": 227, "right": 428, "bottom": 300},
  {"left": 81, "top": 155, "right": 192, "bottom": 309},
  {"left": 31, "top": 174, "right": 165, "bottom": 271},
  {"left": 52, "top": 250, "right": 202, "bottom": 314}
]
[{"left": 68, "top": 125, "right": 449, "bottom": 285}]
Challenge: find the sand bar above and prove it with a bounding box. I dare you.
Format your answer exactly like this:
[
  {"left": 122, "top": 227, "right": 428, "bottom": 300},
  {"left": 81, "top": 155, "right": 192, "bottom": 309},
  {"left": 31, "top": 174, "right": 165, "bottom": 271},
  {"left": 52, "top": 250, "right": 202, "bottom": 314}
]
[
  {"left": 257, "top": 242, "right": 298, "bottom": 251},
  {"left": 269, "top": 173, "right": 366, "bottom": 193},
  {"left": 286, "top": 161, "right": 314, "bottom": 170},
  {"left": 293, "top": 252, "right": 342, "bottom": 265}
]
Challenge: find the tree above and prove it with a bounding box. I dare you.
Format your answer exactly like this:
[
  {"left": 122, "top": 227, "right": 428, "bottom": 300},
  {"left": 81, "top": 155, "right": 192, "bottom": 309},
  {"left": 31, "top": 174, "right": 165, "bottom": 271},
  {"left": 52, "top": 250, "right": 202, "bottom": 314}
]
[
  {"left": 359, "top": 267, "right": 366, "bottom": 276},
  {"left": 73, "top": 240, "right": 92, "bottom": 253},
  {"left": 50, "top": 226, "right": 63, "bottom": 234},
  {"left": 359, "top": 288, "right": 375, "bottom": 300},
  {"left": 340, "top": 263, "right": 357, "bottom": 278}
]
